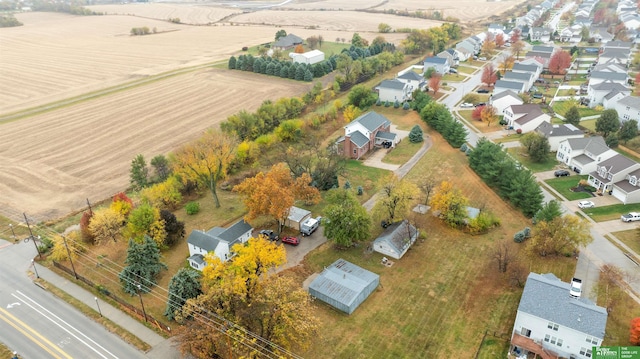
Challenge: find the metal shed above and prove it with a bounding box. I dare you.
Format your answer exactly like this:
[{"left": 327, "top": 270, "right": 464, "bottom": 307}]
[
  {"left": 285, "top": 206, "right": 311, "bottom": 231},
  {"left": 308, "top": 259, "right": 379, "bottom": 314}
]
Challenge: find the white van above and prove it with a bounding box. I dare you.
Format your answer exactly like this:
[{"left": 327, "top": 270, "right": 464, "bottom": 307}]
[{"left": 300, "top": 217, "right": 320, "bottom": 236}]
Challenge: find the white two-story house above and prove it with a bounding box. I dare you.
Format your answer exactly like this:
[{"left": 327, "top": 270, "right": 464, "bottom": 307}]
[
  {"left": 510, "top": 273, "right": 608, "bottom": 359},
  {"left": 556, "top": 136, "right": 616, "bottom": 174},
  {"left": 612, "top": 167, "right": 640, "bottom": 204},
  {"left": 187, "top": 219, "right": 253, "bottom": 270},
  {"left": 614, "top": 96, "right": 640, "bottom": 128},
  {"left": 588, "top": 154, "right": 640, "bottom": 195},
  {"left": 376, "top": 79, "right": 410, "bottom": 103},
  {"left": 504, "top": 104, "right": 550, "bottom": 133}
]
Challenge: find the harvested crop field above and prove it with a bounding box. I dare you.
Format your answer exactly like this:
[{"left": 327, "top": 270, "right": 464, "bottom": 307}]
[
  {"left": 0, "top": 68, "right": 311, "bottom": 221},
  {"left": 87, "top": 3, "right": 242, "bottom": 24}
]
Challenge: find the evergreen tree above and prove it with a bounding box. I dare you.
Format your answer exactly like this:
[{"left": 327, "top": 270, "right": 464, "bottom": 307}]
[
  {"left": 445, "top": 120, "right": 468, "bottom": 148},
  {"left": 619, "top": 120, "right": 638, "bottom": 143},
  {"left": 279, "top": 65, "right": 289, "bottom": 78},
  {"left": 228, "top": 56, "right": 236, "bottom": 70},
  {"left": 150, "top": 154, "right": 170, "bottom": 182},
  {"left": 288, "top": 64, "right": 297, "bottom": 79},
  {"left": 564, "top": 105, "right": 581, "bottom": 126},
  {"left": 164, "top": 268, "right": 202, "bottom": 320},
  {"left": 304, "top": 69, "right": 313, "bottom": 81},
  {"left": 408, "top": 125, "right": 424, "bottom": 143},
  {"left": 130, "top": 154, "right": 148, "bottom": 190},
  {"left": 295, "top": 65, "right": 305, "bottom": 80},
  {"left": 119, "top": 237, "right": 167, "bottom": 295},
  {"left": 266, "top": 62, "right": 276, "bottom": 75}
]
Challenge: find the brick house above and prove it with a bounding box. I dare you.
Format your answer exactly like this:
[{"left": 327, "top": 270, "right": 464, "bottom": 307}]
[{"left": 336, "top": 112, "right": 397, "bottom": 159}]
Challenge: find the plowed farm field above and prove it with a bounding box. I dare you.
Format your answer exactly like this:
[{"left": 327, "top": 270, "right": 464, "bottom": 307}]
[
  {"left": 0, "top": 68, "right": 310, "bottom": 221},
  {"left": 87, "top": 3, "right": 242, "bottom": 25}
]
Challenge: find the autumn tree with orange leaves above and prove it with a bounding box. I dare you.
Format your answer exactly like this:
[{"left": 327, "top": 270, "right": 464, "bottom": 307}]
[
  {"left": 481, "top": 105, "right": 498, "bottom": 127},
  {"left": 495, "top": 33, "right": 506, "bottom": 48},
  {"left": 482, "top": 64, "right": 498, "bottom": 86},
  {"left": 172, "top": 130, "right": 237, "bottom": 208},
  {"left": 429, "top": 73, "right": 442, "bottom": 95},
  {"left": 549, "top": 49, "right": 572, "bottom": 76},
  {"left": 631, "top": 317, "right": 640, "bottom": 345},
  {"left": 233, "top": 163, "right": 321, "bottom": 233}
]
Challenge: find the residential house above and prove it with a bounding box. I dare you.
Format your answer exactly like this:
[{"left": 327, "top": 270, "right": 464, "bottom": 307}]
[
  {"left": 490, "top": 90, "right": 524, "bottom": 116},
  {"left": 488, "top": 23, "right": 505, "bottom": 35},
  {"left": 187, "top": 220, "right": 253, "bottom": 270},
  {"left": 338, "top": 111, "right": 397, "bottom": 159},
  {"left": 556, "top": 136, "right": 616, "bottom": 174},
  {"left": 524, "top": 51, "right": 553, "bottom": 68},
  {"left": 598, "top": 48, "right": 631, "bottom": 66},
  {"left": 588, "top": 71, "right": 628, "bottom": 86},
  {"left": 621, "top": 13, "right": 640, "bottom": 29},
  {"left": 574, "top": 15, "right": 591, "bottom": 27},
  {"left": 372, "top": 220, "right": 418, "bottom": 260},
  {"left": 503, "top": 71, "right": 534, "bottom": 92},
  {"left": 531, "top": 45, "right": 554, "bottom": 54},
  {"left": 587, "top": 81, "right": 630, "bottom": 108},
  {"left": 612, "top": 167, "right": 640, "bottom": 204},
  {"left": 455, "top": 40, "right": 476, "bottom": 61},
  {"left": 376, "top": 79, "right": 410, "bottom": 103},
  {"left": 512, "top": 62, "right": 542, "bottom": 80},
  {"left": 289, "top": 49, "right": 325, "bottom": 65},
  {"left": 494, "top": 79, "right": 525, "bottom": 94},
  {"left": 588, "top": 154, "right": 640, "bottom": 195},
  {"left": 535, "top": 122, "right": 584, "bottom": 151},
  {"left": 436, "top": 50, "right": 456, "bottom": 68},
  {"left": 519, "top": 57, "right": 545, "bottom": 70},
  {"left": 592, "top": 62, "right": 627, "bottom": 74},
  {"left": 615, "top": 96, "right": 640, "bottom": 128},
  {"left": 590, "top": 27, "right": 614, "bottom": 43},
  {"left": 530, "top": 27, "right": 551, "bottom": 42},
  {"left": 510, "top": 273, "right": 607, "bottom": 359},
  {"left": 423, "top": 56, "right": 450, "bottom": 75},
  {"left": 396, "top": 71, "right": 426, "bottom": 93},
  {"left": 504, "top": 104, "right": 551, "bottom": 133},
  {"left": 605, "top": 40, "right": 633, "bottom": 50},
  {"left": 272, "top": 33, "right": 303, "bottom": 50}
]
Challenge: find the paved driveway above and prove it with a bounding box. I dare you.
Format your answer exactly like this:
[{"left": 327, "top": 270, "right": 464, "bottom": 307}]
[{"left": 362, "top": 125, "right": 410, "bottom": 171}]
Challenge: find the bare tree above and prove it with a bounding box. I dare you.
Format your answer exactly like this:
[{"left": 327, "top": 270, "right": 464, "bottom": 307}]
[
  {"left": 420, "top": 175, "right": 437, "bottom": 205},
  {"left": 493, "top": 239, "right": 516, "bottom": 273},
  {"left": 508, "top": 261, "right": 528, "bottom": 287},
  {"left": 592, "top": 264, "right": 625, "bottom": 313}
]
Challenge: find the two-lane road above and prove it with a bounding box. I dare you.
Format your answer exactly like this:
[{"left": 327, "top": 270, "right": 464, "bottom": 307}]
[{"left": 0, "top": 239, "right": 148, "bottom": 358}]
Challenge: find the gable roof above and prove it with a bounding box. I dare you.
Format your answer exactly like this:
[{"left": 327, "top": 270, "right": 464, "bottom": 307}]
[
  {"left": 525, "top": 51, "right": 552, "bottom": 59},
  {"left": 187, "top": 230, "right": 220, "bottom": 252},
  {"left": 536, "top": 122, "right": 583, "bottom": 138},
  {"left": 597, "top": 153, "right": 638, "bottom": 174},
  {"left": 566, "top": 136, "right": 610, "bottom": 155},
  {"left": 592, "top": 63, "right": 627, "bottom": 73},
  {"left": 590, "top": 71, "right": 628, "bottom": 82},
  {"left": 353, "top": 111, "right": 390, "bottom": 132},
  {"left": 531, "top": 45, "right": 554, "bottom": 53},
  {"left": 187, "top": 219, "right": 253, "bottom": 251},
  {"left": 519, "top": 273, "right": 607, "bottom": 338},
  {"left": 591, "top": 82, "right": 629, "bottom": 92},
  {"left": 503, "top": 71, "right": 533, "bottom": 82},
  {"left": 349, "top": 131, "right": 370, "bottom": 148},
  {"left": 218, "top": 220, "right": 252, "bottom": 243},
  {"left": 273, "top": 33, "right": 303, "bottom": 48},
  {"left": 491, "top": 89, "right": 522, "bottom": 102},
  {"left": 373, "top": 220, "right": 418, "bottom": 258},
  {"left": 508, "top": 104, "right": 546, "bottom": 125},
  {"left": 600, "top": 48, "right": 631, "bottom": 58},
  {"left": 617, "top": 95, "right": 640, "bottom": 110},
  {"left": 512, "top": 63, "right": 541, "bottom": 73},
  {"left": 397, "top": 71, "right": 424, "bottom": 81},
  {"left": 379, "top": 79, "right": 407, "bottom": 90},
  {"left": 424, "top": 56, "right": 447, "bottom": 65},
  {"left": 495, "top": 80, "right": 525, "bottom": 91},
  {"left": 605, "top": 40, "right": 632, "bottom": 49}
]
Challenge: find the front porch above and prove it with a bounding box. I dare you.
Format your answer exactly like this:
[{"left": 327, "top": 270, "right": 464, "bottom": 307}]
[{"left": 588, "top": 172, "right": 613, "bottom": 195}]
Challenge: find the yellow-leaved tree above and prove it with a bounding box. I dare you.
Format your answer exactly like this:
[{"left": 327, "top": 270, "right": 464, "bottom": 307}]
[
  {"left": 233, "top": 163, "right": 321, "bottom": 233},
  {"left": 50, "top": 230, "right": 84, "bottom": 262},
  {"left": 172, "top": 130, "right": 237, "bottom": 208},
  {"left": 88, "top": 207, "right": 124, "bottom": 244},
  {"left": 177, "top": 237, "right": 318, "bottom": 358},
  {"left": 372, "top": 174, "right": 419, "bottom": 224},
  {"left": 430, "top": 181, "right": 469, "bottom": 227},
  {"left": 525, "top": 214, "right": 592, "bottom": 257}
]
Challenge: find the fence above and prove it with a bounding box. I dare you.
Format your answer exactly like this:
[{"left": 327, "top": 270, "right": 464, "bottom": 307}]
[{"left": 52, "top": 260, "right": 172, "bottom": 334}]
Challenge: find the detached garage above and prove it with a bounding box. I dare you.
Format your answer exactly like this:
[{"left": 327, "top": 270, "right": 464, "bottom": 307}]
[
  {"left": 308, "top": 259, "right": 379, "bottom": 314},
  {"left": 289, "top": 50, "right": 325, "bottom": 65},
  {"left": 285, "top": 206, "right": 312, "bottom": 231}
]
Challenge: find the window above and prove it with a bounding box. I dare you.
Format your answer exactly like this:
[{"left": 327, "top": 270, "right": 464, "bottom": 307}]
[
  {"left": 631, "top": 176, "right": 637, "bottom": 186},
  {"left": 544, "top": 334, "right": 550, "bottom": 342},
  {"left": 547, "top": 322, "right": 559, "bottom": 331},
  {"left": 580, "top": 347, "right": 592, "bottom": 358},
  {"left": 353, "top": 149, "right": 356, "bottom": 154},
  {"left": 557, "top": 338, "right": 563, "bottom": 347},
  {"left": 586, "top": 336, "right": 598, "bottom": 345},
  {"left": 550, "top": 336, "right": 557, "bottom": 345}
]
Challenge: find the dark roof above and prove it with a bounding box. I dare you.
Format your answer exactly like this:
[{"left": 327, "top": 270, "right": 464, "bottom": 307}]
[
  {"left": 273, "top": 33, "right": 303, "bottom": 48},
  {"left": 397, "top": 71, "right": 423, "bottom": 81},
  {"left": 572, "top": 154, "right": 594, "bottom": 166},
  {"left": 614, "top": 178, "right": 640, "bottom": 193},
  {"left": 217, "top": 219, "right": 252, "bottom": 243},
  {"left": 536, "top": 122, "right": 583, "bottom": 138},
  {"left": 512, "top": 63, "right": 540, "bottom": 73},
  {"left": 187, "top": 230, "right": 219, "bottom": 252},
  {"left": 503, "top": 71, "right": 532, "bottom": 82},
  {"left": 349, "top": 131, "right": 370, "bottom": 148},
  {"left": 590, "top": 82, "right": 629, "bottom": 92},
  {"left": 597, "top": 153, "right": 638, "bottom": 175},
  {"left": 354, "top": 111, "right": 390, "bottom": 132},
  {"left": 491, "top": 89, "right": 521, "bottom": 101},
  {"left": 495, "top": 80, "right": 524, "bottom": 91},
  {"left": 589, "top": 71, "right": 627, "bottom": 82},
  {"left": 379, "top": 79, "right": 407, "bottom": 90},
  {"left": 519, "top": 273, "right": 607, "bottom": 338},
  {"left": 187, "top": 219, "right": 253, "bottom": 251},
  {"left": 531, "top": 45, "right": 554, "bottom": 53},
  {"left": 509, "top": 104, "right": 546, "bottom": 125},
  {"left": 373, "top": 220, "right": 418, "bottom": 258},
  {"left": 188, "top": 254, "right": 205, "bottom": 265},
  {"left": 376, "top": 132, "right": 397, "bottom": 140},
  {"left": 600, "top": 48, "right": 630, "bottom": 58},
  {"left": 525, "top": 51, "right": 552, "bottom": 59},
  {"left": 424, "top": 56, "right": 447, "bottom": 65},
  {"left": 605, "top": 40, "right": 632, "bottom": 49}
]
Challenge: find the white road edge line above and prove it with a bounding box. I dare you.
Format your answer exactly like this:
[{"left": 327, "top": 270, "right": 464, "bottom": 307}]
[{"left": 14, "top": 290, "right": 117, "bottom": 359}]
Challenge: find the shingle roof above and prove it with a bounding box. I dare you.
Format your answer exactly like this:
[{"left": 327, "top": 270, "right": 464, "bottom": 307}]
[
  {"left": 187, "top": 230, "right": 219, "bottom": 252},
  {"left": 600, "top": 48, "right": 631, "bottom": 58},
  {"left": 375, "top": 132, "right": 397, "bottom": 140},
  {"left": 597, "top": 153, "right": 638, "bottom": 174},
  {"left": 397, "top": 71, "right": 423, "bottom": 81},
  {"left": 589, "top": 71, "right": 628, "bottom": 82},
  {"left": 379, "top": 79, "right": 407, "bottom": 90},
  {"left": 349, "top": 131, "right": 369, "bottom": 148},
  {"left": 590, "top": 82, "right": 629, "bottom": 92},
  {"left": 566, "top": 136, "right": 609, "bottom": 155},
  {"left": 518, "top": 273, "right": 607, "bottom": 338},
  {"left": 424, "top": 56, "right": 447, "bottom": 65},
  {"left": 354, "top": 111, "right": 390, "bottom": 132},
  {"left": 187, "top": 219, "right": 253, "bottom": 252},
  {"left": 531, "top": 45, "right": 554, "bottom": 53},
  {"left": 525, "top": 51, "right": 552, "bottom": 59},
  {"left": 217, "top": 219, "right": 252, "bottom": 243},
  {"left": 273, "top": 33, "right": 303, "bottom": 48},
  {"left": 572, "top": 154, "right": 595, "bottom": 166},
  {"left": 614, "top": 178, "right": 640, "bottom": 193},
  {"left": 512, "top": 63, "right": 541, "bottom": 73},
  {"left": 606, "top": 40, "right": 632, "bottom": 49},
  {"left": 503, "top": 71, "right": 532, "bottom": 82},
  {"left": 373, "top": 220, "right": 418, "bottom": 259},
  {"left": 496, "top": 80, "right": 524, "bottom": 91},
  {"left": 491, "top": 89, "right": 522, "bottom": 101},
  {"left": 509, "top": 104, "right": 546, "bottom": 125},
  {"left": 188, "top": 254, "right": 205, "bottom": 265},
  {"left": 617, "top": 96, "right": 640, "bottom": 110},
  {"left": 536, "top": 122, "right": 583, "bottom": 138}
]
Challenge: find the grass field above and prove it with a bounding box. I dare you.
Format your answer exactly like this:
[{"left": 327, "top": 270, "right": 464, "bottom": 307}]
[
  {"left": 507, "top": 148, "right": 558, "bottom": 173},
  {"left": 611, "top": 229, "right": 640, "bottom": 256},
  {"left": 552, "top": 101, "right": 602, "bottom": 118},
  {"left": 544, "top": 175, "right": 593, "bottom": 201},
  {"left": 382, "top": 139, "right": 423, "bottom": 164},
  {"left": 457, "top": 109, "right": 504, "bottom": 133},
  {"left": 583, "top": 203, "right": 640, "bottom": 222},
  {"left": 456, "top": 65, "right": 478, "bottom": 75}
]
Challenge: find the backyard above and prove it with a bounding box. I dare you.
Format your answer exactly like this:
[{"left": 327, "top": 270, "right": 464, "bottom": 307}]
[
  {"left": 552, "top": 101, "right": 602, "bottom": 118},
  {"left": 507, "top": 148, "right": 558, "bottom": 173},
  {"left": 544, "top": 175, "right": 593, "bottom": 201}
]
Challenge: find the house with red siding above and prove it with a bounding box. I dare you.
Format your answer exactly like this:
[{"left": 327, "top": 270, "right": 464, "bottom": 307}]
[{"left": 336, "top": 112, "right": 397, "bottom": 159}]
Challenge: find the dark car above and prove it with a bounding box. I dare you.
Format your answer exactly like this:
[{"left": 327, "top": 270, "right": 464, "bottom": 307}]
[
  {"left": 258, "top": 230, "right": 278, "bottom": 241},
  {"left": 532, "top": 93, "right": 544, "bottom": 99},
  {"left": 477, "top": 89, "right": 490, "bottom": 93},
  {"left": 281, "top": 236, "right": 300, "bottom": 246},
  {"left": 474, "top": 102, "right": 486, "bottom": 108},
  {"left": 554, "top": 170, "right": 570, "bottom": 177}
]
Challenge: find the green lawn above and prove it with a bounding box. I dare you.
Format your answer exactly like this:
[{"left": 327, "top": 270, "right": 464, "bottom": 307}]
[
  {"left": 342, "top": 160, "right": 390, "bottom": 199},
  {"left": 580, "top": 119, "right": 596, "bottom": 132},
  {"left": 583, "top": 203, "right": 640, "bottom": 222},
  {"left": 544, "top": 175, "right": 593, "bottom": 200},
  {"left": 382, "top": 139, "right": 423, "bottom": 165},
  {"left": 611, "top": 229, "right": 640, "bottom": 256},
  {"left": 552, "top": 101, "right": 602, "bottom": 118},
  {"left": 507, "top": 148, "right": 558, "bottom": 173},
  {"left": 556, "top": 89, "right": 577, "bottom": 96},
  {"left": 443, "top": 73, "right": 465, "bottom": 82},
  {"left": 456, "top": 65, "right": 477, "bottom": 75}
]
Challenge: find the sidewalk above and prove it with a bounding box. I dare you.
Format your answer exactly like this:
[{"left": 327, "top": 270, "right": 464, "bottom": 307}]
[{"left": 35, "top": 264, "right": 184, "bottom": 358}]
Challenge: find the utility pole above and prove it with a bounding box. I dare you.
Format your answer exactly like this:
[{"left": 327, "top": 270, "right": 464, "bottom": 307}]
[
  {"left": 86, "top": 198, "right": 93, "bottom": 214},
  {"left": 23, "top": 213, "right": 42, "bottom": 259},
  {"left": 62, "top": 235, "right": 78, "bottom": 280}
]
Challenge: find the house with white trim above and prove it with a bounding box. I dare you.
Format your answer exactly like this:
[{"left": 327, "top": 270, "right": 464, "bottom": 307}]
[
  {"left": 503, "top": 71, "right": 534, "bottom": 92},
  {"left": 424, "top": 56, "right": 450, "bottom": 75},
  {"left": 615, "top": 96, "right": 640, "bottom": 127},
  {"left": 504, "top": 104, "right": 550, "bottom": 133},
  {"left": 535, "top": 122, "right": 584, "bottom": 152},
  {"left": 495, "top": 80, "right": 525, "bottom": 94},
  {"left": 556, "top": 136, "right": 616, "bottom": 174},
  {"left": 372, "top": 220, "right": 418, "bottom": 260},
  {"left": 588, "top": 154, "right": 640, "bottom": 195},
  {"left": 187, "top": 220, "right": 253, "bottom": 270},
  {"left": 510, "top": 273, "right": 607, "bottom": 359},
  {"left": 512, "top": 62, "right": 542, "bottom": 80},
  {"left": 490, "top": 90, "right": 523, "bottom": 116},
  {"left": 612, "top": 167, "right": 640, "bottom": 204},
  {"left": 376, "top": 79, "right": 411, "bottom": 103},
  {"left": 588, "top": 71, "right": 628, "bottom": 86},
  {"left": 396, "top": 71, "right": 426, "bottom": 93},
  {"left": 337, "top": 112, "right": 397, "bottom": 159},
  {"left": 587, "top": 82, "right": 630, "bottom": 108}
]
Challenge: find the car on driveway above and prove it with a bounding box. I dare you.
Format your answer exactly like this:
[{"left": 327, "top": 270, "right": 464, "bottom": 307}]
[
  {"left": 569, "top": 278, "right": 582, "bottom": 298},
  {"left": 281, "top": 236, "right": 300, "bottom": 246},
  {"left": 477, "top": 89, "right": 490, "bottom": 93},
  {"left": 578, "top": 200, "right": 595, "bottom": 209},
  {"left": 621, "top": 212, "right": 640, "bottom": 222},
  {"left": 460, "top": 102, "right": 473, "bottom": 108},
  {"left": 532, "top": 93, "right": 544, "bottom": 99},
  {"left": 449, "top": 68, "right": 458, "bottom": 73},
  {"left": 478, "top": 57, "right": 487, "bottom": 61},
  {"left": 554, "top": 170, "right": 570, "bottom": 177},
  {"left": 258, "top": 229, "right": 278, "bottom": 241}
]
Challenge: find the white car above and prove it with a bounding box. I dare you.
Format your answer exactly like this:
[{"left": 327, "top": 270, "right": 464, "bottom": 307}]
[
  {"left": 578, "top": 200, "right": 595, "bottom": 209},
  {"left": 460, "top": 102, "right": 473, "bottom": 108},
  {"left": 570, "top": 278, "right": 582, "bottom": 298}
]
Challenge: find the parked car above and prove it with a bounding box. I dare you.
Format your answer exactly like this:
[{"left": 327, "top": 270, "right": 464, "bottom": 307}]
[
  {"left": 449, "top": 68, "right": 458, "bottom": 73},
  {"left": 578, "top": 200, "right": 595, "bottom": 209},
  {"left": 281, "top": 236, "right": 300, "bottom": 245},
  {"left": 553, "top": 81, "right": 560, "bottom": 85},
  {"left": 258, "top": 229, "right": 278, "bottom": 241},
  {"left": 569, "top": 278, "right": 582, "bottom": 298},
  {"left": 477, "top": 89, "right": 490, "bottom": 93},
  {"left": 478, "top": 56, "right": 487, "bottom": 61},
  {"left": 532, "top": 93, "right": 544, "bottom": 99},
  {"left": 554, "top": 170, "right": 570, "bottom": 177},
  {"left": 460, "top": 102, "right": 474, "bottom": 108},
  {"left": 474, "top": 102, "right": 486, "bottom": 108},
  {"left": 621, "top": 212, "right": 640, "bottom": 222}
]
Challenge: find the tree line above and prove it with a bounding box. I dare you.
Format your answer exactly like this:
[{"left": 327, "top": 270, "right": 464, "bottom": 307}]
[{"left": 0, "top": 14, "right": 22, "bottom": 27}]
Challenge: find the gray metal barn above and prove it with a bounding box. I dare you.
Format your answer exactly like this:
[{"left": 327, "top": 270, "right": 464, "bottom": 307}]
[{"left": 308, "top": 259, "right": 379, "bottom": 315}]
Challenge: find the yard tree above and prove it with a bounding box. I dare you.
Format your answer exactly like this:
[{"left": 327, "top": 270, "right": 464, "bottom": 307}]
[
  {"left": 426, "top": 26, "right": 449, "bottom": 53},
  {"left": 596, "top": 109, "right": 621, "bottom": 138},
  {"left": 150, "top": 154, "right": 170, "bottom": 182},
  {"left": 564, "top": 105, "right": 581, "bottom": 126},
  {"left": 499, "top": 54, "right": 515, "bottom": 74},
  {"left": 172, "top": 130, "right": 237, "bottom": 208},
  {"left": 408, "top": 125, "right": 424, "bottom": 143},
  {"left": 471, "top": 105, "right": 484, "bottom": 121},
  {"left": 631, "top": 317, "right": 640, "bottom": 345},
  {"left": 274, "top": 29, "right": 286, "bottom": 41},
  {"left": 233, "top": 163, "right": 321, "bottom": 233},
  {"left": 592, "top": 264, "right": 625, "bottom": 313},
  {"left": 495, "top": 33, "right": 506, "bottom": 48},
  {"left": 532, "top": 200, "right": 562, "bottom": 224},
  {"left": 430, "top": 181, "right": 469, "bottom": 227},
  {"left": 510, "top": 40, "right": 525, "bottom": 59},
  {"left": 324, "top": 189, "right": 371, "bottom": 248},
  {"left": 50, "top": 230, "right": 83, "bottom": 262},
  {"left": 130, "top": 154, "right": 149, "bottom": 190},
  {"left": 110, "top": 192, "right": 134, "bottom": 217},
  {"left": 481, "top": 105, "right": 498, "bottom": 127},
  {"left": 520, "top": 132, "right": 550, "bottom": 162},
  {"left": 139, "top": 176, "right": 183, "bottom": 210},
  {"left": 160, "top": 209, "right": 185, "bottom": 248},
  {"left": 372, "top": 174, "right": 419, "bottom": 224},
  {"left": 428, "top": 73, "right": 442, "bottom": 95},
  {"left": 88, "top": 207, "right": 124, "bottom": 244},
  {"left": 481, "top": 63, "right": 497, "bottom": 86},
  {"left": 348, "top": 85, "right": 377, "bottom": 109},
  {"left": 336, "top": 53, "right": 361, "bottom": 84},
  {"left": 420, "top": 174, "right": 437, "bottom": 205},
  {"left": 506, "top": 169, "right": 543, "bottom": 217},
  {"left": 493, "top": 238, "right": 516, "bottom": 273},
  {"left": 618, "top": 120, "right": 638, "bottom": 143},
  {"left": 342, "top": 104, "right": 362, "bottom": 123},
  {"left": 306, "top": 36, "right": 319, "bottom": 49},
  {"left": 79, "top": 210, "right": 94, "bottom": 243},
  {"left": 481, "top": 39, "right": 496, "bottom": 57},
  {"left": 351, "top": 32, "right": 368, "bottom": 47},
  {"left": 447, "top": 120, "right": 468, "bottom": 148},
  {"left": 401, "top": 29, "right": 430, "bottom": 54},
  {"left": 548, "top": 49, "right": 572, "bottom": 76},
  {"left": 165, "top": 268, "right": 202, "bottom": 321},
  {"left": 119, "top": 237, "right": 167, "bottom": 294},
  {"left": 125, "top": 203, "right": 167, "bottom": 247},
  {"left": 424, "top": 67, "right": 435, "bottom": 79},
  {"left": 509, "top": 28, "right": 521, "bottom": 43},
  {"left": 526, "top": 214, "right": 592, "bottom": 257},
  {"left": 378, "top": 22, "right": 392, "bottom": 33}
]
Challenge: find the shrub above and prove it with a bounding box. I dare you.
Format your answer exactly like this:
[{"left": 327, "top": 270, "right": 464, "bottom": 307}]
[
  {"left": 408, "top": 125, "right": 424, "bottom": 143},
  {"left": 523, "top": 227, "right": 531, "bottom": 238},
  {"left": 185, "top": 201, "right": 200, "bottom": 215},
  {"left": 460, "top": 143, "right": 468, "bottom": 152},
  {"left": 516, "top": 128, "right": 522, "bottom": 134},
  {"left": 376, "top": 98, "right": 382, "bottom": 106},
  {"left": 393, "top": 100, "right": 400, "bottom": 108},
  {"left": 384, "top": 101, "right": 391, "bottom": 107},
  {"left": 344, "top": 180, "right": 352, "bottom": 189},
  {"left": 514, "top": 231, "right": 526, "bottom": 243},
  {"left": 403, "top": 102, "right": 410, "bottom": 110},
  {"left": 357, "top": 186, "right": 364, "bottom": 195}
]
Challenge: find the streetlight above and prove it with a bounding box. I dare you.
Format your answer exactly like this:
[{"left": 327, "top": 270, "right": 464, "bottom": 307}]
[
  {"left": 31, "top": 259, "right": 39, "bottom": 279},
  {"left": 94, "top": 297, "right": 102, "bottom": 317},
  {"left": 8, "top": 224, "right": 16, "bottom": 241},
  {"left": 137, "top": 284, "right": 147, "bottom": 322}
]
